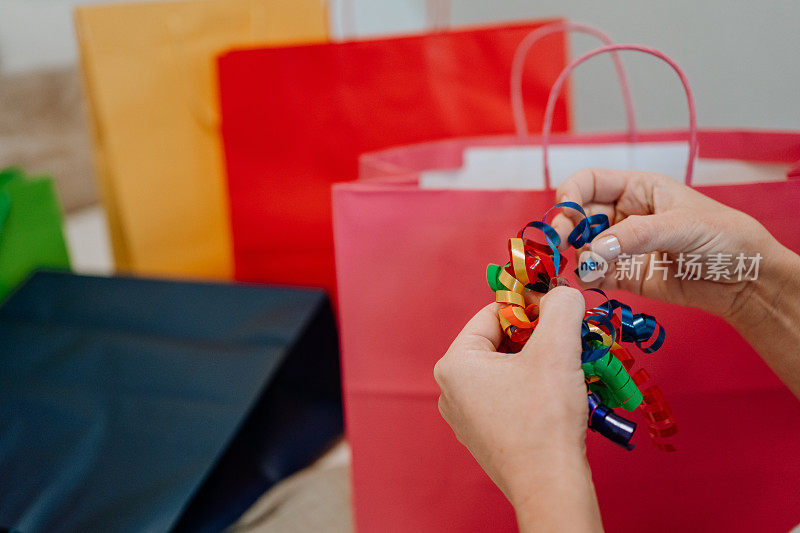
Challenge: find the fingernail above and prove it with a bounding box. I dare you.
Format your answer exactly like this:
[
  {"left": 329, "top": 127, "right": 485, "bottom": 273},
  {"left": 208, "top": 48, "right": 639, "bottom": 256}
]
[{"left": 592, "top": 235, "right": 621, "bottom": 261}]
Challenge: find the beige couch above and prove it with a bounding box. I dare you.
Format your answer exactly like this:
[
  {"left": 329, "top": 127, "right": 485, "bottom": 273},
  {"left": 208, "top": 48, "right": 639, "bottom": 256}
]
[{"left": 0, "top": 67, "right": 97, "bottom": 212}]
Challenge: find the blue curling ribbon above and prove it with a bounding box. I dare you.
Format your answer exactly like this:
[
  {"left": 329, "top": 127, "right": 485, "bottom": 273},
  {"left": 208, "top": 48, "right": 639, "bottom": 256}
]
[
  {"left": 569, "top": 213, "right": 610, "bottom": 248},
  {"left": 587, "top": 392, "right": 636, "bottom": 450},
  {"left": 583, "top": 288, "right": 666, "bottom": 356},
  {"left": 581, "top": 313, "right": 617, "bottom": 363},
  {"left": 631, "top": 313, "right": 665, "bottom": 353},
  {"left": 540, "top": 201, "right": 609, "bottom": 249},
  {"left": 521, "top": 201, "right": 591, "bottom": 275},
  {"left": 581, "top": 288, "right": 615, "bottom": 363},
  {"left": 519, "top": 220, "right": 562, "bottom": 273}
]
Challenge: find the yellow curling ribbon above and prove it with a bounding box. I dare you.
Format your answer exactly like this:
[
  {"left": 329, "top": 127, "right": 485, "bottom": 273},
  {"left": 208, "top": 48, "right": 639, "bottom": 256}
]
[
  {"left": 509, "top": 238, "right": 531, "bottom": 286},
  {"left": 498, "top": 270, "right": 525, "bottom": 293},
  {"left": 510, "top": 306, "right": 531, "bottom": 326},
  {"left": 495, "top": 290, "right": 525, "bottom": 307},
  {"left": 588, "top": 324, "right": 613, "bottom": 348}
]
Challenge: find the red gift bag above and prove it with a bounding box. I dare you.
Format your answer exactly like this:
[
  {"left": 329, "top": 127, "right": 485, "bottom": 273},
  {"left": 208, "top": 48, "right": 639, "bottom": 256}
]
[
  {"left": 218, "top": 19, "right": 570, "bottom": 299},
  {"left": 334, "top": 42, "right": 800, "bottom": 532}
]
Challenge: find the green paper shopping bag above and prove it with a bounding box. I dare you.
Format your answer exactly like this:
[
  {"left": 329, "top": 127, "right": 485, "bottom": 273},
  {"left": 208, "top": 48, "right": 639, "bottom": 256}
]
[{"left": 0, "top": 167, "right": 70, "bottom": 300}]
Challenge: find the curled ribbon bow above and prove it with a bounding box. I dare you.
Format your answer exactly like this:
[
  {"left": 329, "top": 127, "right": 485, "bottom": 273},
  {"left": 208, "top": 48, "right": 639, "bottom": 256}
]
[{"left": 486, "top": 203, "right": 677, "bottom": 451}]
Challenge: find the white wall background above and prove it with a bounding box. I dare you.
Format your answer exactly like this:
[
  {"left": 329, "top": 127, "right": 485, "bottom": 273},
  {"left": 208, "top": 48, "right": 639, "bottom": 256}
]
[{"left": 1, "top": 0, "right": 798, "bottom": 131}]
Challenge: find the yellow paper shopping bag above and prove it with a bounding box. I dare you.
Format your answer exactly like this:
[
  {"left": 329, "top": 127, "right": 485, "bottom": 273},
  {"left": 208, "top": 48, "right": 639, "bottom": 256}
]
[{"left": 75, "top": 0, "right": 328, "bottom": 279}]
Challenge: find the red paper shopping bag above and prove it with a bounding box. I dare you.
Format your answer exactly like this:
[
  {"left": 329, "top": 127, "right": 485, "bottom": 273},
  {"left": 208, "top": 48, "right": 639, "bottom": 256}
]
[
  {"left": 218, "top": 19, "right": 570, "bottom": 299},
  {"left": 334, "top": 43, "right": 800, "bottom": 532}
]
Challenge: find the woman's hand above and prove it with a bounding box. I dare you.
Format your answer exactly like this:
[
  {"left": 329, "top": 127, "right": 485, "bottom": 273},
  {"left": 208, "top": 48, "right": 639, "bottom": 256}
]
[
  {"left": 552, "top": 168, "right": 783, "bottom": 324},
  {"left": 434, "top": 287, "right": 602, "bottom": 532},
  {"left": 553, "top": 168, "right": 800, "bottom": 399}
]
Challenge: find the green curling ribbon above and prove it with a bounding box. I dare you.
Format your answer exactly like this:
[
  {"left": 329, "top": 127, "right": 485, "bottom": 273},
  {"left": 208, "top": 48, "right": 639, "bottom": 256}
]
[{"left": 582, "top": 348, "right": 643, "bottom": 412}]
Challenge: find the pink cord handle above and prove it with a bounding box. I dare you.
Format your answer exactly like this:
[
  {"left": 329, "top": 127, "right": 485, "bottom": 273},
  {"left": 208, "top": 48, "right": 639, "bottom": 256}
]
[
  {"left": 339, "top": 0, "right": 356, "bottom": 40},
  {"left": 511, "top": 21, "right": 637, "bottom": 141},
  {"left": 542, "top": 44, "right": 698, "bottom": 189},
  {"left": 425, "top": 0, "right": 450, "bottom": 30}
]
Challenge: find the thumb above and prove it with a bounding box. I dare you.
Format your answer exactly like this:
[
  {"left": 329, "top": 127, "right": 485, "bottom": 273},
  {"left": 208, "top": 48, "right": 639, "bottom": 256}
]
[
  {"left": 522, "top": 286, "right": 585, "bottom": 365},
  {"left": 591, "top": 213, "right": 694, "bottom": 262}
]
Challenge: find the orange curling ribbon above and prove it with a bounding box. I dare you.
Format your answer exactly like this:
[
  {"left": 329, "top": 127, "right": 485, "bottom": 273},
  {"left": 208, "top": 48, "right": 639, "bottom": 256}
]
[{"left": 496, "top": 287, "right": 538, "bottom": 344}]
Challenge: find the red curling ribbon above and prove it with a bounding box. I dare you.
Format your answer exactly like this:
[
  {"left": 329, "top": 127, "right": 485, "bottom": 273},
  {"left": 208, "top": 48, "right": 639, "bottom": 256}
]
[
  {"left": 632, "top": 368, "right": 650, "bottom": 386},
  {"left": 640, "top": 385, "right": 678, "bottom": 450},
  {"left": 611, "top": 346, "right": 635, "bottom": 371}
]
